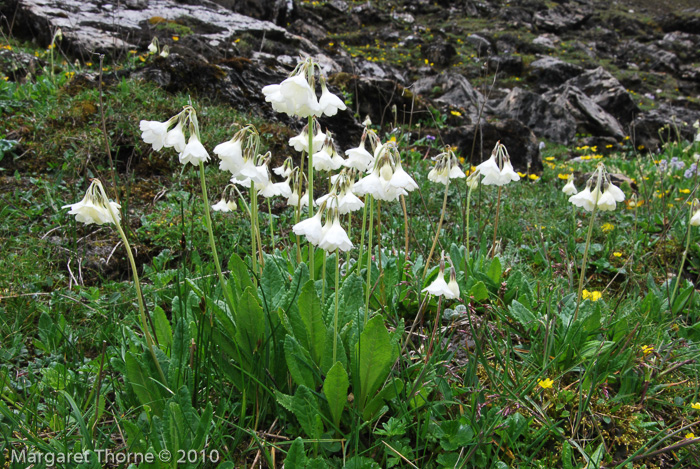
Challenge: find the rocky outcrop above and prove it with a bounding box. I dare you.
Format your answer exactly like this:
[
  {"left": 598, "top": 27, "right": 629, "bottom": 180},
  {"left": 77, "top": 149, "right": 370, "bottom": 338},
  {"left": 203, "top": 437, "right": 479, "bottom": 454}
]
[
  {"left": 496, "top": 87, "right": 576, "bottom": 144},
  {"left": 565, "top": 67, "right": 638, "bottom": 125},
  {"left": 529, "top": 57, "right": 583, "bottom": 88},
  {"left": 413, "top": 73, "right": 486, "bottom": 123},
  {"left": 544, "top": 86, "right": 625, "bottom": 140},
  {"left": 533, "top": 3, "right": 592, "bottom": 33}
]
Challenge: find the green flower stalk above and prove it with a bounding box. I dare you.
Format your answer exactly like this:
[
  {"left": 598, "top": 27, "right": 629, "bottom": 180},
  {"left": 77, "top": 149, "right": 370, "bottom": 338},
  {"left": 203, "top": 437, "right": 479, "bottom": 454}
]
[
  {"left": 669, "top": 198, "right": 700, "bottom": 309},
  {"left": 568, "top": 162, "right": 626, "bottom": 321}
]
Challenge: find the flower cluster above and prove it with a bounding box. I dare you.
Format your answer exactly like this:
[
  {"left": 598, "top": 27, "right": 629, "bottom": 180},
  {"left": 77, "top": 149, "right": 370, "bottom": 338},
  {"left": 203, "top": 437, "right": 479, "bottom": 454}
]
[
  {"left": 422, "top": 255, "right": 460, "bottom": 299},
  {"left": 568, "top": 163, "right": 625, "bottom": 212},
  {"left": 63, "top": 179, "right": 120, "bottom": 226},
  {"left": 293, "top": 198, "right": 353, "bottom": 252},
  {"left": 353, "top": 141, "right": 418, "bottom": 201},
  {"left": 262, "top": 59, "right": 346, "bottom": 118},
  {"left": 428, "top": 147, "right": 466, "bottom": 185},
  {"left": 475, "top": 142, "right": 520, "bottom": 186},
  {"left": 140, "top": 106, "right": 210, "bottom": 166}
]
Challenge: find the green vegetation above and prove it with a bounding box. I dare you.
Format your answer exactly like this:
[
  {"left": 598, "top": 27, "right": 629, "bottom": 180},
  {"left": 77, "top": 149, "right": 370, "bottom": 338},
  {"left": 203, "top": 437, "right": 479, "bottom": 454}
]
[{"left": 1, "top": 26, "right": 700, "bottom": 469}]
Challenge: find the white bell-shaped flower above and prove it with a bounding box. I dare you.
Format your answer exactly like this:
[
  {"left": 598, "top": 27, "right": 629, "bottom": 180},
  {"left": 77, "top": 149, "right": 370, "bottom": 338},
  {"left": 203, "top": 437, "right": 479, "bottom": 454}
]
[
  {"left": 214, "top": 139, "right": 244, "bottom": 174},
  {"left": 293, "top": 211, "right": 324, "bottom": 245},
  {"left": 318, "top": 217, "right": 353, "bottom": 252},
  {"left": 389, "top": 161, "right": 418, "bottom": 192},
  {"left": 422, "top": 272, "right": 455, "bottom": 299},
  {"left": 691, "top": 207, "right": 700, "bottom": 226},
  {"left": 606, "top": 182, "right": 625, "bottom": 202},
  {"left": 338, "top": 190, "right": 364, "bottom": 214},
  {"left": 140, "top": 119, "right": 170, "bottom": 151},
  {"left": 428, "top": 166, "right": 450, "bottom": 185},
  {"left": 179, "top": 134, "right": 210, "bottom": 166},
  {"left": 212, "top": 198, "right": 237, "bottom": 212},
  {"left": 318, "top": 82, "right": 346, "bottom": 117},
  {"left": 344, "top": 143, "right": 374, "bottom": 172},
  {"left": 562, "top": 177, "right": 577, "bottom": 195},
  {"left": 447, "top": 268, "right": 460, "bottom": 299},
  {"left": 63, "top": 180, "right": 121, "bottom": 226},
  {"left": 280, "top": 74, "right": 321, "bottom": 118},
  {"left": 164, "top": 121, "right": 186, "bottom": 153},
  {"left": 596, "top": 189, "right": 617, "bottom": 211}
]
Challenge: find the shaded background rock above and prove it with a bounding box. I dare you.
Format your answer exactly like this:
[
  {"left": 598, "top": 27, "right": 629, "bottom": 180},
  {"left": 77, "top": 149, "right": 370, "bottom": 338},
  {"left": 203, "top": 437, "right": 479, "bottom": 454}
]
[{"left": 443, "top": 120, "right": 542, "bottom": 172}]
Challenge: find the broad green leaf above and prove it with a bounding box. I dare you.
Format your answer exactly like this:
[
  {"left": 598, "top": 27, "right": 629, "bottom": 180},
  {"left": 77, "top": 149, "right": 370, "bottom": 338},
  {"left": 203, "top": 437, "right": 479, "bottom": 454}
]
[
  {"left": 235, "top": 287, "right": 265, "bottom": 356},
  {"left": 298, "top": 280, "right": 327, "bottom": 365},
  {"left": 284, "top": 335, "right": 316, "bottom": 389},
  {"left": 262, "top": 257, "right": 287, "bottom": 311},
  {"left": 509, "top": 300, "right": 536, "bottom": 331},
  {"left": 339, "top": 274, "right": 364, "bottom": 327},
  {"left": 153, "top": 306, "right": 172, "bottom": 351},
  {"left": 323, "top": 361, "right": 349, "bottom": 429},
  {"left": 439, "top": 418, "right": 475, "bottom": 451},
  {"left": 487, "top": 256, "right": 502, "bottom": 284},
  {"left": 228, "top": 252, "right": 255, "bottom": 299},
  {"left": 353, "top": 315, "right": 397, "bottom": 411},
  {"left": 672, "top": 285, "right": 694, "bottom": 314},
  {"left": 362, "top": 378, "right": 404, "bottom": 422},
  {"left": 125, "top": 352, "right": 164, "bottom": 416},
  {"left": 284, "top": 438, "right": 307, "bottom": 469},
  {"left": 469, "top": 281, "right": 489, "bottom": 302},
  {"left": 292, "top": 385, "right": 324, "bottom": 439}
]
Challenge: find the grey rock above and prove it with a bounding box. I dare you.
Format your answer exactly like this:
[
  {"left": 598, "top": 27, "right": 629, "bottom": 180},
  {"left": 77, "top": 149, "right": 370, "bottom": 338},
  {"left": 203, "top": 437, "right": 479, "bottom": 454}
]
[
  {"left": 532, "top": 34, "right": 559, "bottom": 49},
  {"left": 495, "top": 87, "right": 576, "bottom": 144},
  {"left": 422, "top": 42, "right": 457, "bottom": 67},
  {"left": 5, "top": 0, "right": 303, "bottom": 61},
  {"left": 443, "top": 119, "right": 542, "bottom": 172},
  {"left": 631, "top": 103, "right": 699, "bottom": 150},
  {"left": 530, "top": 56, "right": 583, "bottom": 87},
  {"left": 544, "top": 85, "right": 625, "bottom": 140},
  {"left": 534, "top": 3, "right": 592, "bottom": 32},
  {"left": 0, "top": 48, "right": 44, "bottom": 81},
  {"left": 565, "top": 67, "right": 638, "bottom": 124},
  {"left": 413, "top": 73, "right": 486, "bottom": 122},
  {"left": 465, "top": 34, "right": 492, "bottom": 55},
  {"left": 487, "top": 55, "right": 523, "bottom": 76},
  {"left": 618, "top": 40, "right": 680, "bottom": 74},
  {"left": 658, "top": 32, "right": 700, "bottom": 63}
]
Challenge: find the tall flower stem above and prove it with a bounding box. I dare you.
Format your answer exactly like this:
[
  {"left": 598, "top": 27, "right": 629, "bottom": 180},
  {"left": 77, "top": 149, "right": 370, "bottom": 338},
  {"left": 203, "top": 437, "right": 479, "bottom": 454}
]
[
  {"left": 198, "top": 162, "right": 237, "bottom": 313},
  {"left": 99, "top": 185, "right": 166, "bottom": 384},
  {"left": 267, "top": 199, "right": 275, "bottom": 249},
  {"left": 364, "top": 195, "right": 374, "bottom": 325},
  {"left": 669, "top": 208, "right": 694, "bottom": 310},
  {"left": 401, "top": 194, "right": 410, "bottom": 264},
  {"left": 573, "top": 205, "right": 598, "bottom": 322},
  {"left": 358, "top": 198, "right": 368, "bottom": 273},
  {"left": 491, "top": 186, "right": 503, "bottom": 258},
  {"left": 250, "top": 182, "right": 258, "bottom": 277},
  {"left": 307, "top": 116, "right": 315, "bottom": 280},
  {"left": 345, "top": 212, "right": 352, "bottom": 268},
  {"left": 332, "top": 250, "right": 340, "bottom": 363},
  {"left": 423, "top": 181, "right": 450, "bottom": 279},
  {"left": 376, "top": 200, "right": 385, "bottom": 303},
  {"left": 426, "top": 296, "right": 443, "bottom": 362},
  {"left": 465, "top": 187, "right": 473, "bottom": 262},
  {"left": 321, "top": 252, "right": 328, "bottom": 304}
]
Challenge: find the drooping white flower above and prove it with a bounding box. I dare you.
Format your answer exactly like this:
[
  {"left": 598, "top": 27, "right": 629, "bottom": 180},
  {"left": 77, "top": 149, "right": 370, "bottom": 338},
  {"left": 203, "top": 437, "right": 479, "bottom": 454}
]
[
  {"left": 147, "top": 38, "right": 158, "bottom": 54},
  {"left": 344, "top": 143, "right": 374, "bottom": 172},
  {"left": 318, "top": 217, "right": 353, "bottom": 252},
  {"left": 596, "top": 189, "right": 617, "bottom": 211},
  {"left": 422, "top": 272, "right": 455, "bottom": 299},
  {"left": 428, "top": 166, "right": 450, "bottom": 185},
  {"left": 389, "top": 161, "right": 418, "bottom": 192},
  {"left": 318, "top": 81, "right": 346, "bottom": 117},
  {"left": 293, "top": 211, "right": 324, "bottom": 245},
  {"left": 562, "top": 176, "right": 577, "bottom": 195},
  {"left": 337, "top": 190, "right": 364, "bottom": 214},
  {"left": 63, "top": 180, "right": 121, "bottom": 226},
  {"left": 212, "top": 198, "right": 237, "bottom": 212},
  {"left": 273, "top": 164, "right": 292, "bottom": 178},
  {"left": 569, "top": 185, "right": 597, "bottom": 212},
  {"left": 466, "top": 168, "right": 481, "bottom": 190},
  {"left": 164, "top": 121, "right": 187, "bottom": 153},
  {"left": 139, "top": 119, "right": 170, "bottom": 151},
  {"left": 691, "top": 207, "right": 700, "bottom": 226},
  {"left": 214, "top": 139, "right": 244, "bottom": 174},
  {"left": 446, "top": 268, "right": 460, "bottom": 299},
  {"left": 476, "top": 143, "right": 520, "bottom": 186},
  {"left": 313, "top": 145, "right": 338, "bottom": 171},
  {"left": 606, "top": 182, "right": 625, "bottom": 202},
  {"left": 279, "top": 74, "right": 321, "bottom": 118},
  {"left": 179, "top": 134, "right": 210, "bottom": 166}
]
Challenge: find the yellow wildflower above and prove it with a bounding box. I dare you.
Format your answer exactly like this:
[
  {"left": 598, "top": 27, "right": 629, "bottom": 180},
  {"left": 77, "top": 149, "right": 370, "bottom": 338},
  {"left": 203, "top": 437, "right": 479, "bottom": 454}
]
[
  {"left": 685, "top": 433, "right": 695, "bottom": 440},
  {"left": 545, "top": 156, "right": 555, "bottom": 161},
  {"left": 601, "top": 223, "right": 615, "bottom": 232},
  {"left": 450, "top": 110, "right": 462, "bottom": 117},
  {"left": 538, "top": 378, "right": 554, "bottom": 389},
  {"left": 582, "top": 290, "right": 602, "bottom": 302},
  {"left": 613, "top": 252, "right": 622, "bottom": 257},
  {"left": 529, "top": 174, "right": 539, "bottom": 180},
  {"left": 641, "top": 345, "right": 654, "bottom": 356},
  {"left": 679, "top": 188, "right": 691, "bottom": 194},
  {"left": 691, "top": 402, "right": 700, "bottom": 410},
  {"left": 558, "top": 173, "right": 571, "bottom": 180}
]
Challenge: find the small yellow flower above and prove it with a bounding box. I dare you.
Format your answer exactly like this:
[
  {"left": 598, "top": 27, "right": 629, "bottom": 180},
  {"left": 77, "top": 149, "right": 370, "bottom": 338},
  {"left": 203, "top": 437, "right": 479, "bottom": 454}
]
[
  {"left": 529, "top": 174, "right": 539, "bottom": 180},
  {"left": 450, "top": 110, "right": 462, "bottom": 117},
  {"left": 538, "top": 378, "right": 554, "bottom": 389},
  {"left": 558, "top": 173, "right": 571, "bottom": 180},
  {"left": 689, "top": 402, "right": 700, "bottom": 410},
  {"left": 685, "top": 433, "right": 695, "bottom": 440},
  {"left": 545, "top": 156, "right": 555, "bottom": 161},
  {"left": 517, "top": 171, "right": 527, "bottom": 178},
  {"left": 624, "top": 136, "right": 630, "bottom": 141},
  {"left": 679, "top": 188, "right": 691, "bottom": 194},
  {"left": 459, "top": 156, "right": 465, "bottom": 164},
  {"left": 613, "top": 252, "right": 622, "bottom": 257},
  {"left": 641, "top": 345, "right": 654, "bottom": 356},
  {"left": 601, "top": 223, "right": 615, "bottom": 232},
  {"left": 582, "top": 290, "right": 602, "bottom": 302},
  {"left": 172, "top": 36, "right": 179, "bottom": 41},
  {"left": 638, "top": 145, "right": 645, "bottom": 150}
]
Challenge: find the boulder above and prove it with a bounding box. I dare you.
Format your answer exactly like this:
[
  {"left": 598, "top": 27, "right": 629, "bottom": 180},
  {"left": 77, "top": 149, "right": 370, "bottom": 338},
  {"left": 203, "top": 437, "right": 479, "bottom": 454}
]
[
  {"left": 565, "top": 67, "right": 638, "bottom": 125},
  {"left": 412, "top": 73, "right": 486, "bottom": 123},
  {"left": 529, "top": 56, "right": 583, "bottom": 88},
  {"left": 487, "top": 55, "right": 523, "bottom": 76},
  {"left": 0, "top": 48, "right": 44, "bottom": 81},
  {"left": 543, "top": 85, "right": 625, "bottom": 140},
  {"left": 3, "top": 0, "right": 305, "bottom": 61},
  {"left": 495, "top": 87, "right": 576, "bottom": 144},
  {"left": 465, "top": 34, "right": 492, "bottom": 56},
  {"left": 631, "top": 103, "right": 699, "bottom": 150},
  {"left": 422, "top": 42, "right": 457, "bottom": 67},
  {"left": 533, "top": 3, "right": 592, "bottom": 32},
  {"left": 618, "top": 40, "right": 680, "bottom": 74},
  {"left": 443, "top": 120, "right": 541, "bottom": 172},
  {"left": 657, "top": 32, "right": 700, "bottom": 63}
]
